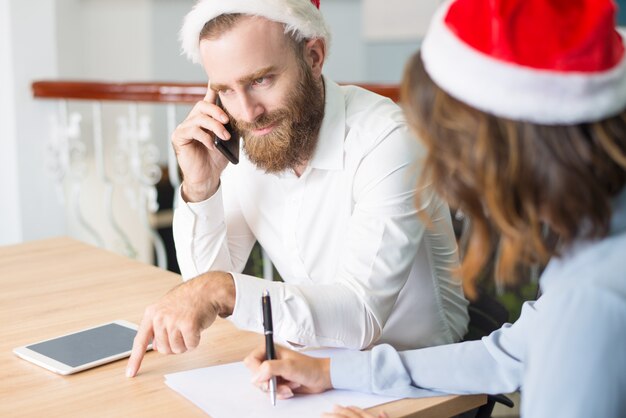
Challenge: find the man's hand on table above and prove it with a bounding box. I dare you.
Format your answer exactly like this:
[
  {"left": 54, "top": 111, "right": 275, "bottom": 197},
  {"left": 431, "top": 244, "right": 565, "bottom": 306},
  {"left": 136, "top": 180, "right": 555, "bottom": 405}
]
[{"left": 126, "top": 271, "right": 235, "bottom": 377}]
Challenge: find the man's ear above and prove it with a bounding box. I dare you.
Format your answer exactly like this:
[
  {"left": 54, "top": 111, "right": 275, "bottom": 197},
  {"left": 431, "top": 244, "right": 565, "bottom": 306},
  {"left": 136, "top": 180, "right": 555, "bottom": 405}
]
[{"left": 304, "top": 38, "right": 326, "bottom": 79}]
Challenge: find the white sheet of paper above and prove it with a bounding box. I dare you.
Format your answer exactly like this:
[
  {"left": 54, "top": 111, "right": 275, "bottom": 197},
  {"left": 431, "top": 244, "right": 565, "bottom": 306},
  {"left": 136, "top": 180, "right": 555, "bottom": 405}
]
[{"left": 164, "top": 349, "right": 400, "bottom": 418}]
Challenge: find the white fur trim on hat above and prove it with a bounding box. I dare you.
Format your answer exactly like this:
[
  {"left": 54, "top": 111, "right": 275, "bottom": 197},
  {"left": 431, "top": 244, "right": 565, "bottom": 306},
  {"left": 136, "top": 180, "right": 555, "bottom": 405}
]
[
  {"left": 180, "top": 0, "right": 331, "bottom": 64},
  {"left": 421, "top": 1, "right": 626, "bottom": 125}
]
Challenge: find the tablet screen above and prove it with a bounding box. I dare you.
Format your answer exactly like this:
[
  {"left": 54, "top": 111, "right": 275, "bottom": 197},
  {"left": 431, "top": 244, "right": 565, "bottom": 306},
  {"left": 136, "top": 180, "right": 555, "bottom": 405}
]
[{"left": 26, "top": 323, "right": 137, "bottom": 367}]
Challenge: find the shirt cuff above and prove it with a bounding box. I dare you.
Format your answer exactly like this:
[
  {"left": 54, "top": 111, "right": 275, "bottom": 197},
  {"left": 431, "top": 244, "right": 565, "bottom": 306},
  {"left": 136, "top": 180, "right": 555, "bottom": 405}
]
[
  {"left": 174, "top": 184, "right": 225, "bottom": 231},
  {"left": 228, "top": 273, "right": 283, "bottom": 333},
  {"left": 173, "top": 185, "right": 227, "bottom": 279},
  {"left": 228, "top": 273, "right": 314, "bottom": 347},
  {"left": 185, "top": 185, "right": 224, "bottom": 226},
  {"left": 330, "top": 350, "right": 372, "bottom": 392}
]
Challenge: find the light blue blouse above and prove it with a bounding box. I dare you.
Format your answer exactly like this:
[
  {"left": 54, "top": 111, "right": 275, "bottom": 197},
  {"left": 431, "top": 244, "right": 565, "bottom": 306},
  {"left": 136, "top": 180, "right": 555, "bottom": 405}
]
[{"left": 330, "top": 188, "right": 626, "bottom": 417}]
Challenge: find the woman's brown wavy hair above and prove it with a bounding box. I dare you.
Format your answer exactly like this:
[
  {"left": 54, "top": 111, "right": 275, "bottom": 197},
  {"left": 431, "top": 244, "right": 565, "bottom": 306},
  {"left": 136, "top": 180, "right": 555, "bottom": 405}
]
[{"left": 401, "top": 52, "right": 626, "bottom": 299}]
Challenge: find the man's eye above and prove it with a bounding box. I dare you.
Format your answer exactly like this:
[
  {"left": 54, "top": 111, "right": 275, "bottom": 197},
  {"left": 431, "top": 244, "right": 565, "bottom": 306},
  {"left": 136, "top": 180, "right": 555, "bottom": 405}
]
[
  {"left": 219, "top": 88, "right": 234, "bottom": 96},
  {"left": 253, "top": 77, "right": 271, "bottom": 86}
]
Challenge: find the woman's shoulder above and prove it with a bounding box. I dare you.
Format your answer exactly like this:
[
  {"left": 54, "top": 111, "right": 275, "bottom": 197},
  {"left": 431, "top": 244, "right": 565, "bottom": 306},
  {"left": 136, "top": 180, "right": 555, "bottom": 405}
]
[{"left": 540, "top": 231, "right": 626, "bottom": 296}]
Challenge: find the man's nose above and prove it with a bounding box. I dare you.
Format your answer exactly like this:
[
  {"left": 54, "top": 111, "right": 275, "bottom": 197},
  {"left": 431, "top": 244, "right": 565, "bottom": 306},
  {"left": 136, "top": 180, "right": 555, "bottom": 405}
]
[{"left": 237, "top": 94, "right": 264, "bottom": 123}]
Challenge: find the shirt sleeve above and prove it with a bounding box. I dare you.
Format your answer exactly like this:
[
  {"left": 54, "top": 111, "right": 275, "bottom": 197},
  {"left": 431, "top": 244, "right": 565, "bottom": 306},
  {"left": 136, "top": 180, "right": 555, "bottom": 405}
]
[
  {"left": 330, "top": 300, "right": 540, "bottom": 397},
  {"left": 331, "top": 285, "right": 626, "bottom": 416},
  {"left": 228, "top": 274, "right": 377, "bottom": 348},
  {"left": 172, "top": 175, "right": 256, "bottom": 280}
]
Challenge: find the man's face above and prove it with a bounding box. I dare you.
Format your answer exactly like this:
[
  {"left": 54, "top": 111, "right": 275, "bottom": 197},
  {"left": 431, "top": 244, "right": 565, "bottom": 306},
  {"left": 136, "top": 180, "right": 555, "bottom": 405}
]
[{"left": 199, "top": 16, "right": 325, "bottom": 173}]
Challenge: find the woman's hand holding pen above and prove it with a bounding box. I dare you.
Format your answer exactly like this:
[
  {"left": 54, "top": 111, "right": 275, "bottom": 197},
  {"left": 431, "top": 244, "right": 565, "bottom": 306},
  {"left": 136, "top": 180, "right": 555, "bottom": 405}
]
[
  {"left": 244, "top": 345, "right": 332, "bottom": 399},
  {"left": 244, "top": 345, "right": 388, "bottom": 418}
]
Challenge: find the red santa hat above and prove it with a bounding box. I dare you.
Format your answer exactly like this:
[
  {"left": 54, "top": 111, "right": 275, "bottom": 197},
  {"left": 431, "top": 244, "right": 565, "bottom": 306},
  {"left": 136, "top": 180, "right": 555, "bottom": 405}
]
[
  {"left": 180, "top": 0, "right": 330, "bottom": 64},
  {"left": 421, "top": 0, "right": 626, "bottom": 124}
]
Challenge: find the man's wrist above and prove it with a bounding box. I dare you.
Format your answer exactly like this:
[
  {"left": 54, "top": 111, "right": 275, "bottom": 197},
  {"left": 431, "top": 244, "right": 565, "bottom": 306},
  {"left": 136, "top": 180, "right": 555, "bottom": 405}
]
[
  {"left": 181, "top": 180, "right": 219, "bottom": 203},
  {"left": 201, "top": 271, "right": 235, "bottom": 318}
]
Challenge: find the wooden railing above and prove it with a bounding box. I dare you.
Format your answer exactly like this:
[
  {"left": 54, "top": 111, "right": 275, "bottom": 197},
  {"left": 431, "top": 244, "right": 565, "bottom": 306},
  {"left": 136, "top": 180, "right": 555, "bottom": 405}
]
[
  {"left": 32, "top": 80, "right": 400, "bottom": 103},
  {"left": 31, "top": 80, "right": 400, "bottom": 272}
]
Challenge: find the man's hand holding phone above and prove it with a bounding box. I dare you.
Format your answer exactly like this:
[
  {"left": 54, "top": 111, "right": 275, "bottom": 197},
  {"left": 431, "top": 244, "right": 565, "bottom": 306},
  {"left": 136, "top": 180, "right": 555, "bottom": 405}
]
[
  {"left": 171, "top": 82, "right": 239, "bottom": 203},
  {"left": 213, "top": 96, "right": 239, "bottom": 165}
]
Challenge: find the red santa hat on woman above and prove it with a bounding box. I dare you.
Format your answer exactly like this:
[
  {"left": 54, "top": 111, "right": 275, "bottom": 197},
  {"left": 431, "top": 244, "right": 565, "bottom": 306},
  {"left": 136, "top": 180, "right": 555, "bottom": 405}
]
[
  {"left": 421, "top": 0, "right": 626, "bottom": 124},
  {"left": 180, "top": 0, "right": 330, "bottom": 64}
]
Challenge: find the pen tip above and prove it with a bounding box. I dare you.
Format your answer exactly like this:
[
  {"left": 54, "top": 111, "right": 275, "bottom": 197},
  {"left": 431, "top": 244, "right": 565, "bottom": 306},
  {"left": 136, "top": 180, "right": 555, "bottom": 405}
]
[{"left": 263, "top": 289, "right": 270, "bottom": 297}]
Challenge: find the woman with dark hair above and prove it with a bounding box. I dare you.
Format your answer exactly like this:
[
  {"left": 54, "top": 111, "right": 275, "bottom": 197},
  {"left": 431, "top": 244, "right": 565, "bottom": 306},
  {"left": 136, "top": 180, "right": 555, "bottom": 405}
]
[{"left": 244, "top": 0, "right": 626, "bottom": 416}]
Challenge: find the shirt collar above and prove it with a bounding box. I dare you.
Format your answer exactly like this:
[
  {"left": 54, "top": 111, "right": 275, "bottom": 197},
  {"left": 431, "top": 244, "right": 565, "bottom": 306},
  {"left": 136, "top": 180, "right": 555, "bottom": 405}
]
[
  {"left": 539, "top": 185, "right": 626, "bottom": 292},
  {"left": 307, "top": 76, "right": 345, "bottom": 171}
]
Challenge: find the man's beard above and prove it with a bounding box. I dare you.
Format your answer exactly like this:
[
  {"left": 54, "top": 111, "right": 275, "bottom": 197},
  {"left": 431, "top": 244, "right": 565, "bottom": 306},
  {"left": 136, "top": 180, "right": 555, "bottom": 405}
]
[{"left": 230, "top": 64, "right": 325, "bottom": 173}]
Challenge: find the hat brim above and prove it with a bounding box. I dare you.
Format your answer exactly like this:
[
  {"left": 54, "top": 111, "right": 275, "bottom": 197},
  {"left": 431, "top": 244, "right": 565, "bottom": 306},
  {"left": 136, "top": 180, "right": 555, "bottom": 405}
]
[
  {"left": 180, "top": 0, "right": 331, "bottom": 64},
  {"left": 421, "top": 0, "right": 626, "bottom": 124}
]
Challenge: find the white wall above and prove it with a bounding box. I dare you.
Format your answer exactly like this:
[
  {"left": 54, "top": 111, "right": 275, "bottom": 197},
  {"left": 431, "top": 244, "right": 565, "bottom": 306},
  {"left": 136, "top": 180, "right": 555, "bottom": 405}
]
[
  {"left": 0, "top": 0, "right": 22, "bottom": 244},
  {"left": 1, "top": 0, "right": 65, "bottom": 246},
  {"left": 57, "top": 0, "right": 153, "bottom": 80}
]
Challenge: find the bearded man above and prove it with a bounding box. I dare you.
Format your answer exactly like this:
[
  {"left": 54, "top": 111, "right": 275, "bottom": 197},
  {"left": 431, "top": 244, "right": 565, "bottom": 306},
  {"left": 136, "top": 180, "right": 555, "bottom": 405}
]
[{"left": 127, "top": 0, "right": 469, "bottom": 377}]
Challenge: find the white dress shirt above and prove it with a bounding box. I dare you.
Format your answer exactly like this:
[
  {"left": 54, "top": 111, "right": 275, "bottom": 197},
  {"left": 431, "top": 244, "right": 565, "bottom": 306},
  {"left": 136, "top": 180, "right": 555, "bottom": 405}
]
[
  {"left": 330, "top": 187, "right": 626, "bottom": 417},
  {"left": 173, "top": 78, "right": 469, "bottom": 350}
]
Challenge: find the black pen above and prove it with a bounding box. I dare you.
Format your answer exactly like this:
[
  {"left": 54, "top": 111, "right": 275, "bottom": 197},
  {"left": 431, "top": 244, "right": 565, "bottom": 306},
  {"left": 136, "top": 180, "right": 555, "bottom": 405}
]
[{"left": 262, "top": 290, "right": 277, "bottom": 406}]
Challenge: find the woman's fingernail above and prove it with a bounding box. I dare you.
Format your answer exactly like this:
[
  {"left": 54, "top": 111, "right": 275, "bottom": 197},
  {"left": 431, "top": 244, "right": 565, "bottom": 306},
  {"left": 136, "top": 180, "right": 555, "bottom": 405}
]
[{"left": 278, "top": 389, "right": 293, "bottom": 399}]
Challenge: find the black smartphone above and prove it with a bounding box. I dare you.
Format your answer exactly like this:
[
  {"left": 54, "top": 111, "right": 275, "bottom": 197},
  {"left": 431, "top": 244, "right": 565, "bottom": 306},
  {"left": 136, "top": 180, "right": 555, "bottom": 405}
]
[{"left": 213, "top": 96, "right": 239, "bottom": 164}]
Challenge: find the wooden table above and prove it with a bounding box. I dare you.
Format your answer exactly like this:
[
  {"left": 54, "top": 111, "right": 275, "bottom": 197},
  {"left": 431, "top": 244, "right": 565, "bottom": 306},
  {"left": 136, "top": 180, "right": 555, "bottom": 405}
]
[{"left": 0, "top": 238, "right": 485, "bottom": 417}]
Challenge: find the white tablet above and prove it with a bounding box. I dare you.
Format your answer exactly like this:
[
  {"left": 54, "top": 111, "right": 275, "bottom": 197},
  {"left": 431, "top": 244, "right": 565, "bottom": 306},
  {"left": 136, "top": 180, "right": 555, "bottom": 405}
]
[{"left": 13, "top": 320, "right": 150, "bottom": 375}]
